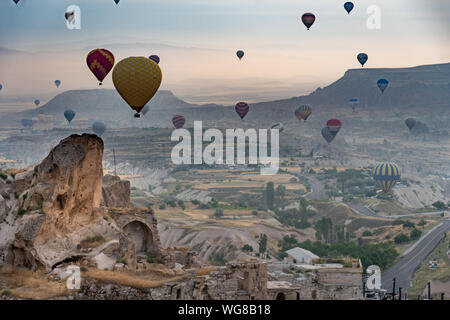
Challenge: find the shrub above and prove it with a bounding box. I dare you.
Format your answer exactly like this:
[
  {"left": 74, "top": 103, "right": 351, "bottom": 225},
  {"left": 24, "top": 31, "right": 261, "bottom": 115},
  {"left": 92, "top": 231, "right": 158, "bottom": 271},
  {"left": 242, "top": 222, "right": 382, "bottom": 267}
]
[
  {"left": 191, "top": 200, "right": 200, "bottom": 205},
  {"left": 362, "top": 230, "right": 373, "bottom": 237},
  {"left": 410, "top": 229, "right": 422, "bottom": 240},
  {"left": 418, "top": 219, "right": 426, "bottom": 226},
  {"left": 147, "top": 255, "right": 164, "bottom": 264},
  {"left": 241, "top": 244, "right": 253, "bottom": 252},
  {"left": 394, "top": 234, "right": 409, "bottom": 244},
  {"left": 0, "top": 173, "right": 7, "bottom": 180},
  {"left": 159, "top": 204, "right": 166, "bottom": 210}
]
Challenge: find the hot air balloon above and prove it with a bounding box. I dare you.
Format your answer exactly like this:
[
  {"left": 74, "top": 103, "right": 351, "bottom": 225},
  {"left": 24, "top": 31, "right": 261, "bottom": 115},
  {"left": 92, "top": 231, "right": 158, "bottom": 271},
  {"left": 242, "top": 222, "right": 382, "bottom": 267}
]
[
  {"left": 64, "top": 109, "right": 76, "bottom": 123},
  {"left": 295, "top": 105, "right": 312, "bottom": 121},
  {"left": 54, "top": 80, "right": 61, "bottom": 88},
  {"left": 112, "top": 56, "right": 162, "bottom": 118},
  {"left": 349, "top": 98, "right": 359, "bottom": 112},
  {"left": 344, "top": 2, "right": 354, "bottom": 14},
  {"left": 373, "top": 162, "right": 401, "bottom": 193},
  {"left": 0, "top": 84, "right": 2, "bottom": 92},
  {"left": 271, "top": 123, "right": 284, "bottom": 133},
  {"left": 357, "top": 53, "right": 368, "bottom": 67},
  {"left": 21, "top": 119, "right": 33, "bottom": 128},
  {"left": 93, "top": 122, "right": 106, "bottom": 136},
  {"left": 172, "top": 115, "right": 186, "bottom": 129},
  {"left": 301, "top": 13, "right": 316, "bottom": 30},
  {"left": 34, "top": 99, "right": 40, "bottom": 107},
  {"left": 86, "top": 49, "right": 115, "bottom": 85},
  {"left": 405, "top": 118, "right": 417, "bottom": 131},
  {"left": 322, "top": 127, "right": 336, "bottom": 144},
  {"left": 114, "top": 0, "right": 120, "bottom": 4},
  {"left": 377, "top": 79, "right": 389, "bottom": 93},
  {"left": 326, "top": 118, "right": 342, "bottom": 134},
  {"left": 149, "top": 55, "right": 160, "bottom": 64},
  {"left": 13, "top": 0, "right": 20, "bottom": 4},
  {"left": 236, "top": 50, "right": 244, "bottom": 60},
  {"left": 235, "top": 102, "right": 249, "bottom": 119},
  {"left": 142, "top": 105, "right": 150, "bottom": 116}
]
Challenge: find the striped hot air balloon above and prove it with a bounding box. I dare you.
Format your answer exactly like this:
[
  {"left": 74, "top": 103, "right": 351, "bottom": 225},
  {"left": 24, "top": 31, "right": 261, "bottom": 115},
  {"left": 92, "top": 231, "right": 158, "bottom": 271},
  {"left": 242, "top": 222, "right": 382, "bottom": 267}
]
[
  {"left": 373, "top": 163, "right": 401, "bottom": 193},
  {"left": 86, "top": 49, "right": 115, "bottom": 85},
  {"left": 326, "top": 118, "right": 342, "bottom": 134},
  {"left": 172, "top": 115, "right": 186, "bottom": 129},
  {"left": 235, "top": 102, "right": 249, "bottom": 119},
  {"left": 295, "top": 105, "right": 312, "bottom": 122},
  {"left": 301, "top": 13, "right": 316, "bottom": 30}
]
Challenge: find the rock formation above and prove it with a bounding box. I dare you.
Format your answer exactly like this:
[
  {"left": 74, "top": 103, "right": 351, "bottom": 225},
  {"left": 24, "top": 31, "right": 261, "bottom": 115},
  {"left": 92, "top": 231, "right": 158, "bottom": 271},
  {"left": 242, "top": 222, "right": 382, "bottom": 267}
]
[
  {"left": 101, "top": 175, "right": 130, "bottom": 208},
  {"left": 0, "top": 134, "right": 161, "bottom": 271}
]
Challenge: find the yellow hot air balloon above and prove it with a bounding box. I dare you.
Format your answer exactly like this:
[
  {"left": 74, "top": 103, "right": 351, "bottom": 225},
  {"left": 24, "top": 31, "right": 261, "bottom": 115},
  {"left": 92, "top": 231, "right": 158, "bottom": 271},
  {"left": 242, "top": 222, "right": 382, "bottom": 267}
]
[{"left": 112, "top": 56, "right": 162, "bottom": 117}]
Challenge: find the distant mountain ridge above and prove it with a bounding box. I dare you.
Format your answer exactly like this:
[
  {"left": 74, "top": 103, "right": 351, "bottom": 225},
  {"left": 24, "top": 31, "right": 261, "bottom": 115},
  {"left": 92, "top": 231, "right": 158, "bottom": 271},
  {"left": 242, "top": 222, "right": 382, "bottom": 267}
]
[{"left": 12, "top": 62, "right": 450, "bottom": 128}]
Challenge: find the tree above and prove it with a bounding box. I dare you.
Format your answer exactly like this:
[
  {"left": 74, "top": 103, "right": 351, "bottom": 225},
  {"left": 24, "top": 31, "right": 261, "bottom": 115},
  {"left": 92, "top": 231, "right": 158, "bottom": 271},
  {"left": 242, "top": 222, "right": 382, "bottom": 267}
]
[
  {"left": 241, "top": 244, "right": 253, "bottom": 252},
  {"left": 278, "top": 235, "right": 299, "bottom": 252},
  {"left": 362, "top": 230, "right": 373, "bottom": 237},
  {"left": 213, "top": 208, "right": 224, "bottom": 219},
  {"left": 259, "top": 234, "right": 268, "bottom": 253},
  {"left": 410, "top": 229, "right": 422, "bottom": 240},
  {"left": 275, "top": 185, "right": 286, "bottom": 206},
  {"left": 315, "top": 217, "right": 333, "bottom": 243},
  {"left": 432, "top": 201, "right": 446, "bottom": 210},
  {"left": 394, "top": 234, "right": 409, "bottom": 244},
  {"left": 264, "top": 182, "right": 275, "bottom": 210},
  {"left": 177, "top": 200, "right": 185, "bottom": 210}
]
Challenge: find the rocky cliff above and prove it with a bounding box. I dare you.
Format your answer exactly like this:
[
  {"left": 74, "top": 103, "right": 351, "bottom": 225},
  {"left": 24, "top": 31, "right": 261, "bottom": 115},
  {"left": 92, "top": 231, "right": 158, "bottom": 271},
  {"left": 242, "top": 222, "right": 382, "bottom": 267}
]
[{"left": 0, "top": 134, "right": 161, "bottom": 271}]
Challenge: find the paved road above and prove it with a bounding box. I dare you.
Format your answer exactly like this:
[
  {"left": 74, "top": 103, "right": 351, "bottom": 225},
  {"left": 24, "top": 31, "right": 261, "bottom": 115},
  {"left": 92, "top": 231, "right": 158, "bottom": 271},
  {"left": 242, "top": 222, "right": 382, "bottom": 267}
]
[
  {"left": 381, "top": 219, "right": 450, "bottom": 294},
  {"left": 304, "top": 176, "right": 326, "bottom": 200}
]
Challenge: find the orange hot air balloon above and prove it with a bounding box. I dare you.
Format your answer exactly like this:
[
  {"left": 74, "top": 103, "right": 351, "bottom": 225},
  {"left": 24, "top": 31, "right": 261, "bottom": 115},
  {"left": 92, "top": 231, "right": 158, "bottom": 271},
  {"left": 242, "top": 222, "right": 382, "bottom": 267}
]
[
  {"left": 86, "top": 49, "right": 115, "bottom": 85},
  {"left": 112, "top": 57, "right": 162, "bottom": 117}
]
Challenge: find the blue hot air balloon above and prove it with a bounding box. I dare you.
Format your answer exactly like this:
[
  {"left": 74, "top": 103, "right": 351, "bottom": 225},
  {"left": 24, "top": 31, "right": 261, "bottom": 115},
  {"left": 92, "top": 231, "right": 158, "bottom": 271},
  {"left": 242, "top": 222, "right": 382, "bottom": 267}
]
[
  {"left": 0, "top": 84, "right": 2, "bottom": 92},
  {"left": 54, "top": 80, "right": 61, "bottom": 88},
  {"left": 357, "top": 53, "right": 368, "bottom": 67},
  {"left": 322, "top": 127, "right": 336, "bottom": 144},
  {"left": 114, "top": 0, "right": 120, "bottom": 4},
  {"left": 373, "top": 162, "right": 401, "bottom": 193},
  {"left": 149, "top": 55, "right": 160, "bottom": 64},
  {"left": 13, "top": 0, "right": 20, "bottom": 4},
  {"left": 93, "top": 122, "right": 106, "bottom": 136},
  {"left": 64, "top": 109, "right": 76, "bottom": 123},
  {"left": 349, "top": 98, "right": 359, "bottom": 112},
  {"left": 236, "top": 50, "right": 244, "bottom": 61},
  {"left": 34, "top": 99, "right": 40, "bottom": 107},
  {"left": 344, "top": 2, "right": 354, "bottom": 14},
  {"left": 377, "top": 79, "right": 389, "bottom": 93}
]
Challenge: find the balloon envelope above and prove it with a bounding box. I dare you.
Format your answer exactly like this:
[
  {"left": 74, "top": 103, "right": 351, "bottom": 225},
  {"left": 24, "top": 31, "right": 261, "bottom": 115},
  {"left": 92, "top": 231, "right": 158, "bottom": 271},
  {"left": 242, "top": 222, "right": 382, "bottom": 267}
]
[
  {"left": 64, "top": 109, "right": 76, "bottom": 123},
  {"left": 13, "top": 0, "right": 20, "bottom": 4},
  {"left": 0, "top": 84, "right": 2, "bottom": 91},
  {"left": 54, "top": 80, "right": 61, "bottom": 88},
  {"left": 357, "top": 53, "right": 368, "bottom": 67},
  {"left": 301, "top": 13, "right": 316, "bottom": 30},
  {"left": 322, "top": 127, "right": 336, "bottom": 143},
  {"left": 235, "top": 102, "right": 249, "bottom": 119},
  {"left": 377, "top": 79, "right": 389, "bottom": 93},
  {"left": 405, "top": 118, "right": 417, "bottom": 131},
  {"left": 373, "top": 163, "right": 401, "bottom": 193},
  {"left": 344, "top": 2, "right": 354, "bottom": 14},
  {"left": 86, "top": 49, "right": 115, "bottom": 85},
  {"left": 326, "top": 118, "right": 342, "bottom": 133},
  {"left": 236, "top": 50, "right": 244, "bottom": 60},
  {"left": 172, "top": 115, "right": 186, "bottom": 129},
  {"left": 114, "top": 0, "right": 120, "bottom": 4},
  {"left": 112, "top": 56, "right": 162, "bottom": 117},
  {"left": 295, "top": 105, "right": 312, "bottom": 121},
  {"left": 92, "top": 122, "right": 106, "bottom": 136},
  {"left": 149, "top": 55, "right": 160, "bottom": 64},
  {"left": 34, "top": 99, "right": 40, "bottom": 106}
]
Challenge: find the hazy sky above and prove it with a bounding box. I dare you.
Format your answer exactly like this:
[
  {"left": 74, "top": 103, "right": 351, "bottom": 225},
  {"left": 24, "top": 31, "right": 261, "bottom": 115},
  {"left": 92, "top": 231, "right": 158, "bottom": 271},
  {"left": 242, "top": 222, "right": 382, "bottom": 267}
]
[{"left": 0, "top": 0, "right": 449, "bottom": 104}]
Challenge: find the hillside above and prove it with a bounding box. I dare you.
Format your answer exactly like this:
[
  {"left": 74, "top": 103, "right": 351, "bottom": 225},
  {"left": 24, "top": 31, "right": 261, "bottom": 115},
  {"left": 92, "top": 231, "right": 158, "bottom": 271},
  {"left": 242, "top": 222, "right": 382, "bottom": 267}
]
[{"left": 4, "top": 62, "right": 449, "bottom": 129}]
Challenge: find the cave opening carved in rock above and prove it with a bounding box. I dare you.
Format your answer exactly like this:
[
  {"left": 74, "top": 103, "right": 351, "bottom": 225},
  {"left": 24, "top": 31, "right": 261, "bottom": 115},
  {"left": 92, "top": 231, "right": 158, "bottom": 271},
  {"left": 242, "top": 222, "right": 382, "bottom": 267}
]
[{"left": 123, "top": 221, "right": 154, "bottom": 255}]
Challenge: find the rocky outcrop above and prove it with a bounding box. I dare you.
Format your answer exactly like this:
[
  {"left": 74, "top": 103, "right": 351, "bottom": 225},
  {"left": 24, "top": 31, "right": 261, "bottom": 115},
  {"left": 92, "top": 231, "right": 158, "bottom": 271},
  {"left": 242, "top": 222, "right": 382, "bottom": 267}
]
[
  {"left": 101, "top": 175, "right": 130, "bottom": 208},
  {"left": 0, "top": 134, "right": 161, "bottom": 271}
]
